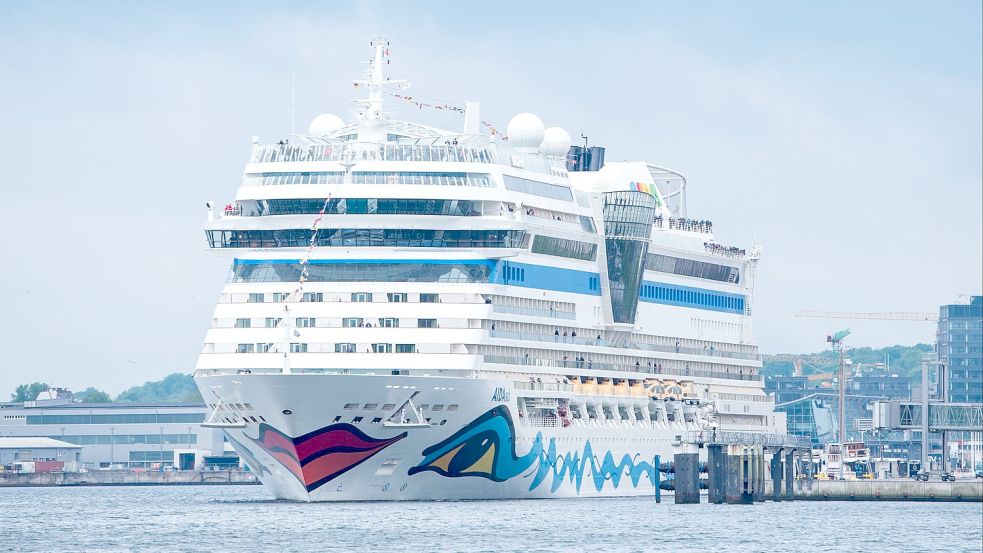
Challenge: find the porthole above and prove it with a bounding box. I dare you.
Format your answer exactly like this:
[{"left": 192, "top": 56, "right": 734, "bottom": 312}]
[{"left": 282, "top": 409, "right": 293, "bottom": 415}]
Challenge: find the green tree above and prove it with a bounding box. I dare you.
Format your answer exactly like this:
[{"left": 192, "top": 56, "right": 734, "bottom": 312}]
[
  {"left": 75, "top": 387, "right": 112, "bottom": 403},
  {"left": 115, "top": 373, "right": 202, "bottom": 403},
  {"left": 762, "top": 343, "right": 933, "bottom": 379},
  {"left": 10, "top": 382, "right": 49, "bottom": 402}
]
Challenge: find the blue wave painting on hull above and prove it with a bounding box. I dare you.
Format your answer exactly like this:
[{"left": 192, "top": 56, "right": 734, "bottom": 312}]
[{"left": 409, "top": 406, "right": 657, "bottom": 493}]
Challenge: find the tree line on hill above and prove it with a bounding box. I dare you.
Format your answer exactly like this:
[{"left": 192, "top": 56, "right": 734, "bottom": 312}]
[
  {"left": 8, "top": 373, "right": 203, "bottom": 403},
  {"left": 761, "top": 343, "right": 933, "bottom": 379}
]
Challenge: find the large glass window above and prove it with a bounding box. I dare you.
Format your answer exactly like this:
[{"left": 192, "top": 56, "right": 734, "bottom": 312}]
[
  {"left": 237, "top": 198, "right": 485, "bottom": 217},
  {"left": 502, "top": 175, "right": 573, "bottom": 201},
  {"left": 207, "top": 229, "right": 526, "bottom": 249},
  {"left": 645, "top": 253, "right": 739, "bottom": 283},
  {"left": 233, "top": 262, "right": 495, "bottom": 285},
  {"left": 531, "top": 235, "right": 597, "bottom": 261}
]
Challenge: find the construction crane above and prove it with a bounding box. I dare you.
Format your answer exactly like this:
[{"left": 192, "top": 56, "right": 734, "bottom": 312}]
[{"left": 797, "top": 310, "right": 938, "bottom": 322}]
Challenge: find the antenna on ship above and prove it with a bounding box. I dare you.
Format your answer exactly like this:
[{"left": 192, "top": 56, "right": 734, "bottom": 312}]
[{"left": 353, "top": 37, "right": 408, "bottom": 142}]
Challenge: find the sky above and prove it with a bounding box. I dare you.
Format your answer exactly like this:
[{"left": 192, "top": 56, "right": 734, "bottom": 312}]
[{"left": 0, "top": 1, "right": 980, "bottom": 395}]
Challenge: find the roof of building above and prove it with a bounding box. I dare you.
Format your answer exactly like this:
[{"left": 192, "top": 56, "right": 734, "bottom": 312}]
[
  {"left": 0, "top": 437, "right": 82, "bottom": 449},
  {"left": 0, "top": 402, "right": 206, "bottom": 410}
]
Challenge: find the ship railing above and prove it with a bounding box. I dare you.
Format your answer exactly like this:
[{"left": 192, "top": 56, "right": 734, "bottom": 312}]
[
  {"left": 520, "top": 416, "right": 562, "bottom": 428},
  {"left": 250, "top": 143, "right": 500, "bottom": 165},
  {"left": 487, "top": 330, "right": 759, "bottom": 360},
  {"left": 653, "top": 216, "right": 712, "bottom": 234},
  {"left": 683, "top": 429, "right": 812, "bottom": 449},
  {"left": 514, "top": 381, "right": 574, "bottom": 393},
  {"left": 713, "top": 393, "right": 773, "bottom": 403},
  {"left": 481, "top": 356, "right": 762, "bottom": 382},
  {"left": 491, "top": 305, "right": 576, "bottom": 320},
  {"left": 703, "top": 241, "right": 747, "bottom": 259}
]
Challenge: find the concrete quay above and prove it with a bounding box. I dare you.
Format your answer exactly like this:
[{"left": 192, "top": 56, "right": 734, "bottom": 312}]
[
  {"left": 0, "top": 470, "right": 259, "bottom": 487},
  {"left": 793, "top": 479, "right": 982, "bottom": 502}
]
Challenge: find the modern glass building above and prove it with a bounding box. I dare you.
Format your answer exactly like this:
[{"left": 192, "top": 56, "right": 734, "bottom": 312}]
[
  {"left": 766, "top": 374, "right": 914, "bottom": 457},
  {"left": 938, "top": 295, "right": 983, "bottom": 403}
]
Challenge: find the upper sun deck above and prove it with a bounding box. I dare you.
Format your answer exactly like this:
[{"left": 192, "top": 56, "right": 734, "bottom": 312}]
[{"left": 246, "top": 132, "right": 570, "bottom": 181}]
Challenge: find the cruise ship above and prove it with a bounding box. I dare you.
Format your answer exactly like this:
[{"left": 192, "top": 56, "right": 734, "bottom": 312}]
[{"left": 194, "top": 39, "right": 786, "bottom": 501}]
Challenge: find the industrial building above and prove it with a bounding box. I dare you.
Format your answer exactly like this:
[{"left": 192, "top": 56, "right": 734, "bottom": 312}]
[
  {"left": 0, "top": 395, "right": 229, "bottom": 470},
  {"left": 0, "top": 437, "right": 82, "bottom": 472}
]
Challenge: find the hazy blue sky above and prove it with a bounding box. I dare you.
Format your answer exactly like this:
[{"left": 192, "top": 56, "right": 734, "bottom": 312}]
[{"left": 0, "top": 1, "right": 980, "bottom": 395}]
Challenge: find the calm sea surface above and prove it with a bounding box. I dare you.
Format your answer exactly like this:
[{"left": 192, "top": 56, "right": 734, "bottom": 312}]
[{"left": 0, "top": 485, "right": 980, "bottom": 552}]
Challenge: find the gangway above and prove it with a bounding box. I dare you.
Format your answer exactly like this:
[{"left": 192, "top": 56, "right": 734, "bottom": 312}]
[{"left": 872, "top": 400, "right": 983, "bottom": 432}]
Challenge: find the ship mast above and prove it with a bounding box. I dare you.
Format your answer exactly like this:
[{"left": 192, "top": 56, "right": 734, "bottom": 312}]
[{"left": 353, "top": 37, "right": 407, "bottom": 143}]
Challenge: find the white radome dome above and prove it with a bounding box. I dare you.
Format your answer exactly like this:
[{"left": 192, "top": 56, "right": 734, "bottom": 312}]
[
  {"left": 506, "top": 112, "right": 546, "bottom": 149},
  {"left": 540, "top": 126, "right": 572, "bottom": 157},
  {"left": 308, "top": 113, "right": 345, "bottom": 137}
]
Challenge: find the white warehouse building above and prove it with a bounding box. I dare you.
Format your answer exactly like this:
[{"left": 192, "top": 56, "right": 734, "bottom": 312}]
[{"left": 0, "top": 396, "right": 228, "bottom": 470}]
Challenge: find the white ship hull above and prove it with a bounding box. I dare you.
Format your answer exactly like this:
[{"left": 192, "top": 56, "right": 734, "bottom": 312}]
[{"left": 198, "top": 373, "right": 682, "bottom": 501}]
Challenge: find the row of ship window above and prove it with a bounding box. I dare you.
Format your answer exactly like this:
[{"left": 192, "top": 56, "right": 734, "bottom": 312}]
[
  {"left": 639, "top": 284, "right": 745, "bottom": 311},
  {"left": 213, "top": 230, "right": 599, "bottom": 264},
  {"left": 530, "top": 235, "right": 598, "bottom": 261},
  {"left": 645, "top": 253, "right": 739, "bottom": 284},
  {"left": 245, "top": 292, "right": 439, "bottom": 303},
  {"left": 207, "top": 229, "right": 527, "bottom": 249},
  {"left": 235, "top": 343, "right": 418, "bottom": 353},
  {"left": 231, "top": 263, "right": 493, "bottom": 284},
  {"left": 236, "top": 198, "right": 485, "bottom": 217},
  {"left": 233, "top": 317, "right": 438, "bottom": 329},
  {"left": 341, "top": 402, "right": 458, "bottom": 412}
]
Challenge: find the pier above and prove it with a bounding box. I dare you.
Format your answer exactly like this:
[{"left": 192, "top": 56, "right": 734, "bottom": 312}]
[
  {"left": 659, "top": 428, "right": 983, "bottom": 503},
  {"left": 662, "top": 430, "right": 813, "bottom": 505},
  {"left": 0, "top": 470, "right": 259, "bottom": 487},
  {"left": 795, "top": 479, "right": 983, "bottom": 502}
]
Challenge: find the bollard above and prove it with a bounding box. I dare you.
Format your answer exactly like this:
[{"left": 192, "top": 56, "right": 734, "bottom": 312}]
[
  {"left": 784, "top": 449, "right": 795, "bottom": 501},
  {"left": 771, "top": 448, "right": 783, "bottom": 502},
  {"left": 673, "top": 451, "right": 700, "bottom": 504},
  {"left": 654, "top": 454, "right": 661, "bottom": 503},
  {"left": 726, "top": 445, "right": 752, "bottom": 504},
  {"left": 707, "top": 444, "right": 727, "bottom": 504}
]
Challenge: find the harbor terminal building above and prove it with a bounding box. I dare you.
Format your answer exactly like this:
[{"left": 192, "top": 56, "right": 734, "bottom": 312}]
[{"left": 0, "top": 394, "right": 230, "bottom": 470}]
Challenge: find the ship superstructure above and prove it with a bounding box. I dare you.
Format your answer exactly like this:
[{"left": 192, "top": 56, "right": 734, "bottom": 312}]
[{"left": 194, "top": 39, "right": 784, "bottom": 501}]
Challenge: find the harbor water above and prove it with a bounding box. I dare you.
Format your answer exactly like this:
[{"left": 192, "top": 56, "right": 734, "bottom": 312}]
[{"left": 0, "top": 486, "right": 980, "bottom": 552}]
